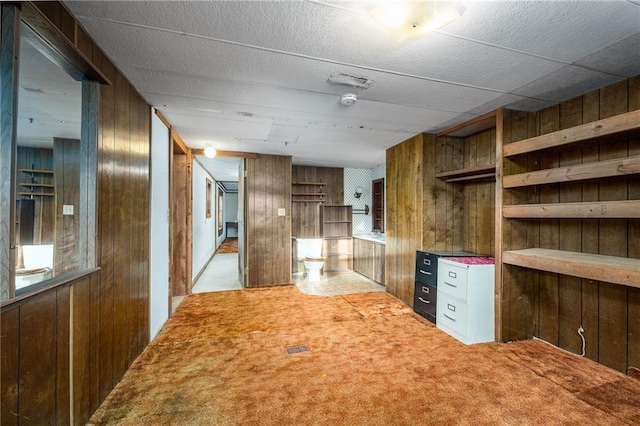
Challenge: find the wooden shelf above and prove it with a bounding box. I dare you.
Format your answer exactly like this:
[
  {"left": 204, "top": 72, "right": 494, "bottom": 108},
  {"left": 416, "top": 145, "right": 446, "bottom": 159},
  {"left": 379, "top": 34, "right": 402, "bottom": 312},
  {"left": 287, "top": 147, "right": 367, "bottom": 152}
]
[
  {"left": 436, "top": 164, "right": 496, "bottom": 183},
  {"left": 20, "top": 168, "right": 54, "bottom": 174},
  {"left": 502, "top": 248, "right": 640, "bottom": 288},
  {"left": 503, "top": 109, "right": 640, "bottom": 157},
  {"left": 503, "top": 155, "right": 640, "bottom": 188},
  {"left": 292, "top": 182, "right": 324, "bottom": 186},
  {"left": 18, "top": 192, "right": 54, "bottom": 197},
  {"left": 503, "top": 200, "right": 640, "bottom": 218},
  {"left": 292, "top": 200, "right": 324, "bottom": 203},
  {"left": 437, "top": 110, "right": 497, "bottom": 138},
  {"left": 19, "top": 183, "right": 54, "bottom": 188},
  {"left": 292, "top": 192, "right": 325, "bottom": 196}
]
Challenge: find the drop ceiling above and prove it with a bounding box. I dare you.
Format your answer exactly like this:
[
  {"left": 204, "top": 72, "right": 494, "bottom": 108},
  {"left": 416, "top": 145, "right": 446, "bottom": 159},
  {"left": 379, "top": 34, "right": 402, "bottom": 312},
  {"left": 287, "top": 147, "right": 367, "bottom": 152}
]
[{"left": 63, "top": 0, "right": 640, "bottom": 172}]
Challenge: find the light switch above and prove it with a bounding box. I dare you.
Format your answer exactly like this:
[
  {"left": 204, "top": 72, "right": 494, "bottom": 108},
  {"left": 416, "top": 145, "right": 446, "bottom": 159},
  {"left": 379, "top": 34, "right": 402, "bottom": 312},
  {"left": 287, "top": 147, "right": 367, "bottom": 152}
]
[
  {"left": 277, "top": 208, "right": 286, "bottom": 216},
  {"left": 63, "top": 204, "right": 74, "bottom": 216}
]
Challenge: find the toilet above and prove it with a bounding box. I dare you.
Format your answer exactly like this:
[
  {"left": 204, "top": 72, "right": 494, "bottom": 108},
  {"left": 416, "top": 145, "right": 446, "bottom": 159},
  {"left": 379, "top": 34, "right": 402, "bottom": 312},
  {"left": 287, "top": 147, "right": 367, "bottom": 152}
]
[
  {"left": 15, "top": 244, "right": 54, "bottom": 290},
  {"left": 296, "top": 238, "right": 324, "bottom": 283}
]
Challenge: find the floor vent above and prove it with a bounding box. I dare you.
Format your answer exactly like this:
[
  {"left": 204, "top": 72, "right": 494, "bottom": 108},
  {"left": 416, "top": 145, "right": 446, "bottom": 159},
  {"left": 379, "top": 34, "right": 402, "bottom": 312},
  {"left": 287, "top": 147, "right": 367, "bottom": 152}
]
[{"left": 286, "top": 345, "right": 309, "bottom": 354}]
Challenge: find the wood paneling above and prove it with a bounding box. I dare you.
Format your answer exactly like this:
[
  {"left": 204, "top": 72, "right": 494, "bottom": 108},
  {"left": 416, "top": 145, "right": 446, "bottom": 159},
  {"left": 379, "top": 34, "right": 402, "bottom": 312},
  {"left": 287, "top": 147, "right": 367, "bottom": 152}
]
[
  {"left": 1, "top": 3, "right": 151, "bottom": 424},
  {"left": 386, "top": 134, "right": 427, "bottom": 306},
  {"left": 246, "top": 154, "right": 292, "bottom": 286},
  {"left": 385, "top": 126, "right": 496, "bottom": 307},
  {"left": 500, "top": 78, "right": 640, "bottom": 374},
  {"left": 15, "top": 147, "right": 55, "bottom": 244},
  {"left": 54, "top": 138, "right": 81, "bottom": 275},
  {"left": 291, "top": 166, "right": 343, "bottom": 238},
  {"left": 171, "top": 152, "right": 191, "bottom": 296}
]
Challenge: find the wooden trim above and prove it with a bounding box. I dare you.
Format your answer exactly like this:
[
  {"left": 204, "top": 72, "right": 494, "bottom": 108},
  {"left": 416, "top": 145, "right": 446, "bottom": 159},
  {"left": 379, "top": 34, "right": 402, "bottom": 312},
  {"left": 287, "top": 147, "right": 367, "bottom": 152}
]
[
  {"left": 171, "top": 129, "right": 189, "bottom": 155},
  {"left": 502, "top": 248, "right": 640, "bottom": 288},
  {"left": 21, "top": 2, "right": 110, "bottom": 84},
  {"left": 0, "top": 4, "right": 20, "bottom": 300},
  {"left": 503, "top": 155, "right": 640, "bottom": 188},
  {"left": 0, "top": 268, "right": 100, "bottom": 309},
  {"left": 436, "top": 110, "right": 497, "bottom": 137},
  {"left": 493, "top": 108, "right": 504, "bottom": 343},
  {"left": 154, "top": 109, "right": 171, "bottom": 129},
  {"left": 502, "top": 200, "right": 640, "bottom": 218},
  {"left": 191, "top": 148, "right": 258, "bottom": 159},
  {"left": 503, "top": 109, "right": 640, "bottom": 157}
]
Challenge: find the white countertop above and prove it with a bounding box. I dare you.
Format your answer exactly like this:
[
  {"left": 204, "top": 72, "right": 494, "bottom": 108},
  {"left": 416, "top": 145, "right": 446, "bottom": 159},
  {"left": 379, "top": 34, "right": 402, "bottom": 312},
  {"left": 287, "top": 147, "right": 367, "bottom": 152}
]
[{"left": 353, "top": 234, "right": 386, "bottom": 244}]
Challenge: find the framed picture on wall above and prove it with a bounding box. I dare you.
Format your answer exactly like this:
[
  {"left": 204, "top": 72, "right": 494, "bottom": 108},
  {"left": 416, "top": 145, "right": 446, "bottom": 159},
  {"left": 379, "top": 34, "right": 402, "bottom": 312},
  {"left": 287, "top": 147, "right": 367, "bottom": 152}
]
[
  {"left": 206, "top": 178, "right": 212, "bottom": 218},
  {"left": 218, "top": 186, "right": 224, "bottom": 236}
]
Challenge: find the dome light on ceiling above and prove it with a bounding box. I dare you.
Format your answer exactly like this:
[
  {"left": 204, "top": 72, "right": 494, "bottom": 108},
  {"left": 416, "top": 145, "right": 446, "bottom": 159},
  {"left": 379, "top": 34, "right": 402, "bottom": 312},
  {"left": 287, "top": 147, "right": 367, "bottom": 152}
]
[{"left": 367, "top": 1, "right": 466, "bottom": 41}]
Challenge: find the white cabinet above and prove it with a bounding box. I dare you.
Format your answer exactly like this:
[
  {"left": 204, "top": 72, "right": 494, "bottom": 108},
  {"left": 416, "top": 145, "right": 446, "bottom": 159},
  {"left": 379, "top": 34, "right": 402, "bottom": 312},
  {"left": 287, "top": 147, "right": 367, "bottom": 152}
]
[{"left": 436, "top": 257, "right": 495, "bottom": 345}]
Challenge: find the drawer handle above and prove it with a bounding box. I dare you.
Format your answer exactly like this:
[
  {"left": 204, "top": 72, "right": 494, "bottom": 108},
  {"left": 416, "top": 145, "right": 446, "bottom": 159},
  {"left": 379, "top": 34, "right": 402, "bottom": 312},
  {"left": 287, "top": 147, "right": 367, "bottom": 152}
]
[
  {"left": 421, "top": 286, "right": 429, "bottom": 293},
  {"left": 445, "top": 281, "right": 457, "bottom": 288},
  {"left": 444, "top": 313, "right": 456, "bottom": 322},
  {"left": 423, "top": 259, "right": 431, "bottom": 266},
  {"left": 447, "top": 303, "right": 456, "bottom": 312},
  {"left": 448, "top": 271, "right": 457, "bottom": 279},
  {"left": 419, "top": 270, "right": 432, "bottom": 275},
  {"left": 418, "top": 297, "right": 430, "bottom": 304}
]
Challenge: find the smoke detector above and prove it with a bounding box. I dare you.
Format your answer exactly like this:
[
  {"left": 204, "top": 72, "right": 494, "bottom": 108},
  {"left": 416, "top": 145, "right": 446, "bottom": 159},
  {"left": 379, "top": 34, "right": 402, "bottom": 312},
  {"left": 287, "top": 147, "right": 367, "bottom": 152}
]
[{"left": 340, "top": 93, "right": 358, "bottom": 106}]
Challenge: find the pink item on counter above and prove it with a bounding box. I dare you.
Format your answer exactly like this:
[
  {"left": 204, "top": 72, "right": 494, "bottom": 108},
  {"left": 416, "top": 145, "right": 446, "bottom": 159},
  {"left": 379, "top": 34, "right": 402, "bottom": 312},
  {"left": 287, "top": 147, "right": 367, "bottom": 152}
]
[{"left": 443, "top": 256, "right": 495, "bottom": 265}]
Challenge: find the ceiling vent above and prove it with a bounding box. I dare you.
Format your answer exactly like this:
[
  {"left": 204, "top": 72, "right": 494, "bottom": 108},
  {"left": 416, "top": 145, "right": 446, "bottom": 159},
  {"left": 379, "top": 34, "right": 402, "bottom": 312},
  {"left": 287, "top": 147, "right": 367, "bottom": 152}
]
[
  {"left": 328, "top": 73, "right": 374, "bottom": 89},
  {"left": 340, "top": 93, "right": 358, "bottom": 106}
]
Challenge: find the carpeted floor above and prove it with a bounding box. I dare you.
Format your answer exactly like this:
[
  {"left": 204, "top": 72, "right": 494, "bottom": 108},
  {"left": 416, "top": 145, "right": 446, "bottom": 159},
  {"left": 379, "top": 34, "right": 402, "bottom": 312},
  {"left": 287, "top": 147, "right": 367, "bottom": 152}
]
[
  {"left": 89, "top": 286, "right": 640, "bottom": 425},
  {"left": 216, "top": 237, "right": 238, "bottom": 254}
]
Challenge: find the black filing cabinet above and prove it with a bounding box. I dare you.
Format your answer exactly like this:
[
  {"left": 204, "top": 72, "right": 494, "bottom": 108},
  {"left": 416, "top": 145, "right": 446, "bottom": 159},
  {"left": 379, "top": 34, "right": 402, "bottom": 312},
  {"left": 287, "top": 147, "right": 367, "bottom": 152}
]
[{"left": 413, "top": 251, "right": 478, "bottom": 323}]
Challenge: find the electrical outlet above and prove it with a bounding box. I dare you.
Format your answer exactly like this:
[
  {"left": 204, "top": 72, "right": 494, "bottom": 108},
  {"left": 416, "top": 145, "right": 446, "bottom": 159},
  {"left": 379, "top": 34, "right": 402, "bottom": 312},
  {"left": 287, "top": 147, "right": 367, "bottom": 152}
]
[{"left": 277, "top": 208, "right": 286, "bottom": 216}]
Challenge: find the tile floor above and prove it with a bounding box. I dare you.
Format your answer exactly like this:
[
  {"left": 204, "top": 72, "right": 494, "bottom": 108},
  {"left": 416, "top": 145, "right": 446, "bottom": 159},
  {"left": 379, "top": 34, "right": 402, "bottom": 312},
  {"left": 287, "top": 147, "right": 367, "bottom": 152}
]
[{"left": 190, "top": 252, "right": 384, "bottom": 297}]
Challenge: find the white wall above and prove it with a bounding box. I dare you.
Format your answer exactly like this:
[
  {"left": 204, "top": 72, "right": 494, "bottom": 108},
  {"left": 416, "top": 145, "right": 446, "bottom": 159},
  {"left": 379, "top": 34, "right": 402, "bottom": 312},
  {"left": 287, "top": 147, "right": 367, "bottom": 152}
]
[
  {"left": 150, "top": 110, "right": 170, "bottom": 341},
  {"left": 344, "top": 168, "right": 372, "bottom": 235},
  {"left": 192, "top": 160, "right": 218, "bottom": 281},
  {"left": 223, "top": 192, "right": 238, "bottom": 239}
]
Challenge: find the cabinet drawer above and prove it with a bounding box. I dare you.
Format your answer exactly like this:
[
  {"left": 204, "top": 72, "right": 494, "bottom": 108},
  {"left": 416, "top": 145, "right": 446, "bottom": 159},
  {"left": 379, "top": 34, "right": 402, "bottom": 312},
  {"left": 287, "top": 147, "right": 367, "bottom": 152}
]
[
  {"left": 438, "top": 263, "right": 468, "bottom": 300},
  {"left": 413, "top": 282, "right": 437, "bottom": 319},
  {"left": 437, "top": 292, "right": 467, "bottom": 337},
  {"left": 415, "top": 251, "right": 437, "bottom": 284}
]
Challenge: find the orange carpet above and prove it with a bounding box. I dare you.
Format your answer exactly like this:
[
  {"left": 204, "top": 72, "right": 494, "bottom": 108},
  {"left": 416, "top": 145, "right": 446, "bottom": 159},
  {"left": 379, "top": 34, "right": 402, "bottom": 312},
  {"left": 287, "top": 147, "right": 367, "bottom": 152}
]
[
  {"left": 89, "top": 286, "right": 640, "bottom": 425},
  {"left": 216, "top": 237, "right": 238, "bottom": 254}
]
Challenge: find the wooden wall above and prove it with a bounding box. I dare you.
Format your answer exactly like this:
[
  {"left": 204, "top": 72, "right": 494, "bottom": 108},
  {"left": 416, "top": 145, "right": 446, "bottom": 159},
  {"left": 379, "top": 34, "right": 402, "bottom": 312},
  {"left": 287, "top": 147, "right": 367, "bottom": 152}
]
[
  {"left": 15, "top": 146, "right": 55, "bottom": 245},
  {"left": 54, "top": 138, "right": 81, "bottom": 274},
  {"left": 1, "top": 2, "right": 151, "bottom": 424},
  {"left": 291, "top": 165, "right": 343, "bottom": 238},
  {"left": 385, "top": 134, "right": 429, "bottom": 305},
  {"left": 246, "top": 154, "right": 292, "bottom": 286},
  {"left": 386, "top": 130, "right": 495, "bottom": 307},
  {"left": 501, "top": 78, "right": 640, "bottom": 374}
]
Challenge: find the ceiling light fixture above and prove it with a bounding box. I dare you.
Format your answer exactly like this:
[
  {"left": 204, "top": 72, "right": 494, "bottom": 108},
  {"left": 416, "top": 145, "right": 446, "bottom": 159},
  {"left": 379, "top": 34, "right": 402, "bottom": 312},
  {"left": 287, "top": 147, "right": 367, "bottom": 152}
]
[
  {"left": 367, "top": 1, "right": 466, "bottom": 41},
  {"left": 204, "top": 146, "right": 217, "bottom": 158}
]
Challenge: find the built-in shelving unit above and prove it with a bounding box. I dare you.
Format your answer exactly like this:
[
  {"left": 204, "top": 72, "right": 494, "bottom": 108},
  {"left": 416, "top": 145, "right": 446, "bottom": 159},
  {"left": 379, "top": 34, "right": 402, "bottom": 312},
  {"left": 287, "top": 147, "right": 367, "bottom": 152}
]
[
  {"left": 500, "top": 108, "right": 640, "bottom": 290},
  {"left": 19, "top": 168, "right": 54, "bottom": 197},
  {"left": 436, "top": 163, "right": 496, "bottom": 183},
  {"left": 372, "top": 178, "right": 384, "bottom": 232},
  {"left": 502, "top": 109, "right": 640, "bottom": 157},
  {"left": 292, "top": 182, "right": 325, "bottom": 203},
  {"left": 436, "top": 111, "right": 497, "bottom": 183},
  {"left": 321, "top": 205, "right": 353, "bottom": 271}
]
